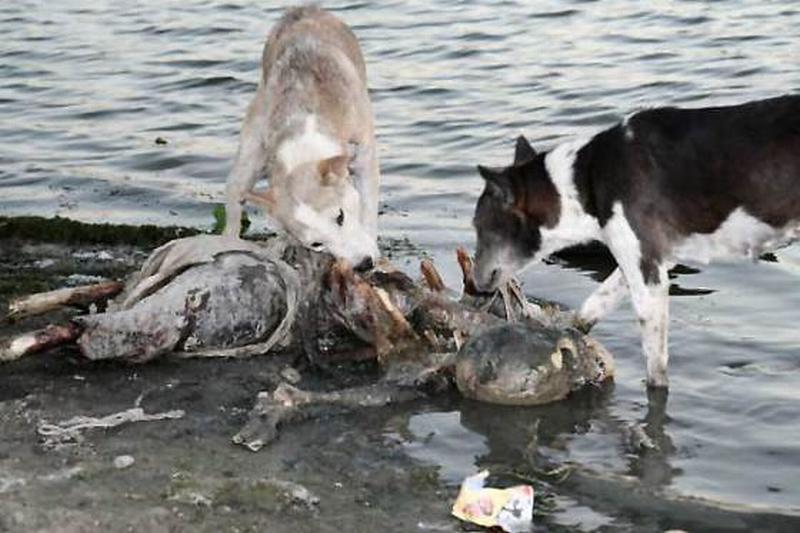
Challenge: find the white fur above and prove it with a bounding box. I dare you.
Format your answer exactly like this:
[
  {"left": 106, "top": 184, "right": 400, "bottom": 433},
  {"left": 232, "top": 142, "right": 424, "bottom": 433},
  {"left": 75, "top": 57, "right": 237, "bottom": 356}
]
[
  {"left": 673, "top": 207, "right": 800, "bottom": 264},
  {"left": 538, "top": 138, "right": 603, "bottom": 258},
  {"left": 621, "top": 111, "right": 637, "bottom": 140},
  {"left": 224, "top": 88, "right": 270, "bottom": 237},
  {"left": 602, "top": 202, "right": 670, "bottom": 387},
  {"left": 484, "top": 137, "right": 603, "bottom": 286},
  {"left": 223, "top": 9, "right": 380, "bottom": 266},
  {"left": 577, "top": 204, "right": 800, "bottom": 387},
  {"left": 294, "top": 195, "right": 378, "bottom": 263},
  {"left": 578, "top": 267, "right": 628, "bottom": 326},
  {"left": 277, "top": 115, "right": 343, "bottom": 175},
  {"left": 489, "top": 137, "right": 672, "bottom": 385},
  {"left": 348, "top": 141, "right": 380, "bottom": 239}
]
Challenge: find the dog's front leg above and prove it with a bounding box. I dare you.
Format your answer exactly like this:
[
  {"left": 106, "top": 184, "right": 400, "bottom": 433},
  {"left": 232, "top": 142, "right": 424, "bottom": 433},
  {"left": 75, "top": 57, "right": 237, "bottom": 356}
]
[
  {"left": 576, "top": 268, "right": 627, "bottom": 332},
  {"left": 604, "top": 208, "right": 670, "bottom": 387},
  {"left": 348, "top": 141, "right": 380, "bottom": 242},
  {"left": 624, "top": 263, "right": 670, "bottom": 388},
  {"left": 224, "top": 91, "right": 269, "bottom": 237}
]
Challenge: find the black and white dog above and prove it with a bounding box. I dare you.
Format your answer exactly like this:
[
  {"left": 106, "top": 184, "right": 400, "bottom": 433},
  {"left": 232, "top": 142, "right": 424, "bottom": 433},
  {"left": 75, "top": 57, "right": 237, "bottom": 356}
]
[{"left": 472, "top": 95, "right": 800, "bottom": 387}]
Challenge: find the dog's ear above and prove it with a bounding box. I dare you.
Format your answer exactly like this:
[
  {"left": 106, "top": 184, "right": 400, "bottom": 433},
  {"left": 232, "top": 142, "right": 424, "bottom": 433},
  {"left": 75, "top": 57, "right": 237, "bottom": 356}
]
[
  {"left": 513, "top": 135, "right": 536, "bottom": 166},
  {"left": 477, "top": 165, "right": 513, "bottom": 205},
  {"left": 244, "top": 188, "right": 277, "bottom": 214},
  {"left": 318, "top": 155, "right": 349, "bottom": 185}
]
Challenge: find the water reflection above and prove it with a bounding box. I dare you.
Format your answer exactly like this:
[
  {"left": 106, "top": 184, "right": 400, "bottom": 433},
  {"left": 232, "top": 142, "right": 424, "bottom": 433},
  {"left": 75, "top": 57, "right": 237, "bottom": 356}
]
[
  {"left": 457, "top": 384, "right": 616, "bottom": 475},
  {"left": 396, "top": 384, "right": 689, "bottom": 527},
  {"left": 552, "top": 242, "right": 715, "bottom": 296},
  {"left": 395, "top": 385, "right": 800, "bottom": 530},
  {"left": 626, "top": 387, "right": 677, "bottom": 488}
]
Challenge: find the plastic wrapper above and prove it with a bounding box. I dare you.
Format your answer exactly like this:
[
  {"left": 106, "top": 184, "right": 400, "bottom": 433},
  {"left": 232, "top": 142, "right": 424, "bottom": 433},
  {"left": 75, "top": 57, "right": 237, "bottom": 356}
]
[{"left": 451, "top": 470, "right": 533, "bottom": 532}]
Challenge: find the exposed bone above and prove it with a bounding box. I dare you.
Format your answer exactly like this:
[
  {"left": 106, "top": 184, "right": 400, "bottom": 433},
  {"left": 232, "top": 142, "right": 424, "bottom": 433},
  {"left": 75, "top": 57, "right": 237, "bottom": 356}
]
[
  {"left": 498, "top": 284, "right": 516, "bottom": 321},
  {"left": 453, "top": 330, "right": 464, "bottom": 351},
  {"left": 373, "top": 287, "right": 418, "bottom": 341},
  {"left": 323, "top": 260, "right": 423, "bottom": 361},
  {"left": 507, "top": 279, "right": 535, "bottom": 319},
  {"left": 456, "top": 247, "right": 479, "bottom": 295},
  {"left": 455, "top": 248, "right": 554, "bottom": 325},
  {"left": 1, "top": 233, "right": 615, "bottom": 457},
  {"left": 0, "top": 324, "right": 81, "bottom": 362},
  {"left": 419, "top": 259, "right": 445, "bottom": 292},
  {"left": 6, "top": 281, "right": 124, "bottom": 320}
]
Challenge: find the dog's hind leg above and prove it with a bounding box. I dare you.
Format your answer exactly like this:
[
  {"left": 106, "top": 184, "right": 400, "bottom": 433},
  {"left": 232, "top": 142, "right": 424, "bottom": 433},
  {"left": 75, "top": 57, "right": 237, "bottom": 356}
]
[
  {"left": 224, "top": 90, "right": 269, "bottom": 237},
  {"left": 576, "top": 268, "right": 627, "bottom": 332}
]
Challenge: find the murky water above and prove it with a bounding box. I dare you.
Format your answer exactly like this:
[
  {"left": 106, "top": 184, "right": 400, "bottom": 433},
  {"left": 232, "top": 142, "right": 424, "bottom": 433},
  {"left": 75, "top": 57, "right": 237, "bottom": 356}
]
[{"left": 2, "top": 0, "right": 799, "bottom": 529}]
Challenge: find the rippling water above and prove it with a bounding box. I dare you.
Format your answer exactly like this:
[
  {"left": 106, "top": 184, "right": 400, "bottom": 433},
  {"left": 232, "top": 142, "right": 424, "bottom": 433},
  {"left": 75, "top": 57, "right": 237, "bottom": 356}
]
[{"left": 2, "top": 0, "right": 799, "bottom": 527}]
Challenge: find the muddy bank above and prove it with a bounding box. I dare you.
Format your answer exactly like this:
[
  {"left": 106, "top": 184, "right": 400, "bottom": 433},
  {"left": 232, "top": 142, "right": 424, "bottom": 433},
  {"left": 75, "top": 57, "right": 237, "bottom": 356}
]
[
  {"left": 1, "top": 217, "right": 798, "bottom": 532},
  {"left": 0, "top": 218, "right": 451, "bottom": 532}
]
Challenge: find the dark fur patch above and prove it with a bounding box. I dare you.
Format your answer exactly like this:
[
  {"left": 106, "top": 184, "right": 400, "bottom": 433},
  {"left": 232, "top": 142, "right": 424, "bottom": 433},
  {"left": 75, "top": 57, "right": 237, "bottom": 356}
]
[
  {"left": 573, "top": 95, "right": 800, "bottom": 271},
  {"left": 474, "top": 155, "right": 561, "bottom": 262},
  {"left": 514, "top": 135, "right": 537, "bottom": 165},
  {"left": 474, "top": 95, "right": 800, "bottom": 284}
]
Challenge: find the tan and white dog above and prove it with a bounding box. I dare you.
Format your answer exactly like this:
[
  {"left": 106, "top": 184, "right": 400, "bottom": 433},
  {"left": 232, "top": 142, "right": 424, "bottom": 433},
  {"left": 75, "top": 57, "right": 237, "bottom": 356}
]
[{"left": 224, "top": 6, "right": 380, "bottom": 268}]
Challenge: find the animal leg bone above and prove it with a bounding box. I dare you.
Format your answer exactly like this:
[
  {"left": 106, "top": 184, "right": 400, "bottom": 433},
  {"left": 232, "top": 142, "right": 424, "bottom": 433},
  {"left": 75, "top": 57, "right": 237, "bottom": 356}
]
[
  {"left": 0, "top": 324, "right": 82, "bottom": 362},
  {"left": 6, "top": 281, "right": 124, "bottom": 320},
  {"left": 233, "top": 382, "right": 423, "bottom": 451}
]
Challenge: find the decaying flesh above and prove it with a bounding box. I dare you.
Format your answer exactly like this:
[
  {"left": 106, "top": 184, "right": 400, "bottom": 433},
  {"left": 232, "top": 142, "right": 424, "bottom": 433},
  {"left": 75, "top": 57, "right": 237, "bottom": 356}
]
[
  {"left": 230, "top": 242, "right": 615, "bottom": 450},
  {"left": 1, "top": 234, "right": 614, "bottom": 450},
  {"left": 454, "top": 323, "right": 614, "bottom": 406},
  {"left": 0, "top": 324, "right": 81, "bottom": 362}
]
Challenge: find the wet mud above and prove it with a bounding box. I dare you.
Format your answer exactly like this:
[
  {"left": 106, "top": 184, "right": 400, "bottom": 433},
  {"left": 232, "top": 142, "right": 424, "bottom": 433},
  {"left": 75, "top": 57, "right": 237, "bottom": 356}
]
[{"left": 1, "top": 217, "right": 798, "bottom": 532}]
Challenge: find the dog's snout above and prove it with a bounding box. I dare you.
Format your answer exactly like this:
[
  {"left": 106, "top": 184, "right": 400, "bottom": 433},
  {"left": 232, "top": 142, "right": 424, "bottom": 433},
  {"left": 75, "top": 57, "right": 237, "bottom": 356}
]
[
  {"left": 489, "top": 268, "right": 500, "bottom": 286},
  {"left": 354, "top": 256, "right": 374, "bottom": 272},
  {"left": 474, "top": 267, "right": 501, "bottom": 293}
]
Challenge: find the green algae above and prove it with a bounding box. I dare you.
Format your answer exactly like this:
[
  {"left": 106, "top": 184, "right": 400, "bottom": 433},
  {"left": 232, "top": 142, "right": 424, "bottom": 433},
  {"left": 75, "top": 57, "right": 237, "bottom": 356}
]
[
  {"left": 0, "top": 216, "right": 200, "bottom": 247},
  {"left": 211, "top": 204, "right": 251, "bottom": 236}
]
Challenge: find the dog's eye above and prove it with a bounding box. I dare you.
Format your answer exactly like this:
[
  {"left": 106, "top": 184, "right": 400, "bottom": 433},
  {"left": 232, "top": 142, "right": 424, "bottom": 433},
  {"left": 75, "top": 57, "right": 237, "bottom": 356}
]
[
  {"left": 336, "top": 209, "right": 345, "bottom": 227},
  {"left": 310, "top": 242, "right": 324, "bottom": 251}
]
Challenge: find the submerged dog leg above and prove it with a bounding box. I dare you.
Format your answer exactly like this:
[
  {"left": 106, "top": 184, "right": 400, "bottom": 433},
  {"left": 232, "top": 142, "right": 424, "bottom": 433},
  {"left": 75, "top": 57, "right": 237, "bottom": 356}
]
[
  {"left": 6, "top": 281, "right": 124, "bottom": 320},
  {"left": 576, "top": 268, "right": 628, "bottom": 332},
  {"left": 225, "top": 88, "right": 269, "bottom": 237}
]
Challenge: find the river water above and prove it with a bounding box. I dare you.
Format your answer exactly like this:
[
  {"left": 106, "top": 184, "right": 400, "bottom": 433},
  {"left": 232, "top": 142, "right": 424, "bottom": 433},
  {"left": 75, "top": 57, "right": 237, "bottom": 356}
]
[{"left": 2, "top": 0, "right": 799, "bottom": 530}]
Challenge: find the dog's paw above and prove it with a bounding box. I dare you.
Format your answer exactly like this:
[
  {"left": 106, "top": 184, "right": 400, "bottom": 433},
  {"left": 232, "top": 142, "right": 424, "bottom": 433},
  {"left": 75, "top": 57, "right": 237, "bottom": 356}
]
[{"left": 571, "top": 313, "right": 596, "bottom": 334}]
